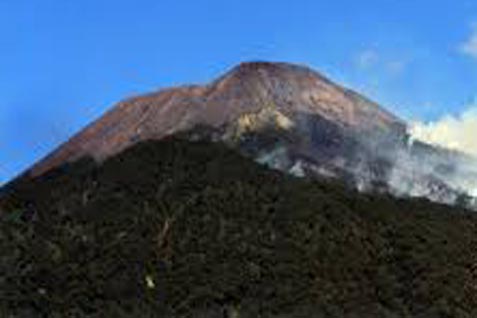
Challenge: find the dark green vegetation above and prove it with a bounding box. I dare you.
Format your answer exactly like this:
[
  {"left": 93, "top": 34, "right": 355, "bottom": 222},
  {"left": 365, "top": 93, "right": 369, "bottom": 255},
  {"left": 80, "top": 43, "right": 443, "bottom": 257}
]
[{"left": 1, "top": 137, "right": 477, "bottom": 317}]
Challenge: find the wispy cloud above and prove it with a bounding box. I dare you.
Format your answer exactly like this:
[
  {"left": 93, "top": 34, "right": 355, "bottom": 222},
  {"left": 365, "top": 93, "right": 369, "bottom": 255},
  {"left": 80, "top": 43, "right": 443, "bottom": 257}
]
[
  {"left": 355, "top": 50, "right": 379, "bottom": 69},
  {"left": 355, "top": 49, "right": 407, "bottom": 75},
  {"left": 386, "top": 60, "right": 406, "bottom": 75},
  {"left": 459, "top": 24, "right": 477, "bottom": 59}
]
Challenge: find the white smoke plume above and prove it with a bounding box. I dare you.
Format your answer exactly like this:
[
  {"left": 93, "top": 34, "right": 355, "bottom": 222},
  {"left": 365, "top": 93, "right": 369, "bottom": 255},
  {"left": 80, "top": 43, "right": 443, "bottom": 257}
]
[
  {"left": 403, "top": 105, "right": 477, "bottom": 205},
  {"left": 410, "top": 106, "right": 477, "bottom": 156}
]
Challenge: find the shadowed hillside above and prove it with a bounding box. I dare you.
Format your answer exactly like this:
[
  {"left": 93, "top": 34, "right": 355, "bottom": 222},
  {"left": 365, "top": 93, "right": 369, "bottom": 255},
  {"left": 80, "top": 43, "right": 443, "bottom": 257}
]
[{"left": 1, "top": 137, "right": 477, "bottom": 317}]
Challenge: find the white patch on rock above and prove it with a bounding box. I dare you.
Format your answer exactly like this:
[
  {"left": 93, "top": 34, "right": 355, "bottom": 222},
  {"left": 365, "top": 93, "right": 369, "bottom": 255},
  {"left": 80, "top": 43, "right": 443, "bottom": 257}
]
[{"left": 289, "top": 161, "right": 305, "bottom": 177}]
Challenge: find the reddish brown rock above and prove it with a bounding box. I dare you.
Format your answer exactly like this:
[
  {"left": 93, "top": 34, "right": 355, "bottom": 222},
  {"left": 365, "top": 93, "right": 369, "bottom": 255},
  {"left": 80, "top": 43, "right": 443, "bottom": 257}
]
[{"left": 30, "top": 62, "right": 405, "bottom": 177}]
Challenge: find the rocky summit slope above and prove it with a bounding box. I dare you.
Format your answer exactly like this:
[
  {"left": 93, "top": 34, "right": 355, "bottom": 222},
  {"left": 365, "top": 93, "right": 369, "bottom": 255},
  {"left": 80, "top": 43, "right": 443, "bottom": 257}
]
[{"left": 27, "top": 62, "right": 476, "bottom": 206}]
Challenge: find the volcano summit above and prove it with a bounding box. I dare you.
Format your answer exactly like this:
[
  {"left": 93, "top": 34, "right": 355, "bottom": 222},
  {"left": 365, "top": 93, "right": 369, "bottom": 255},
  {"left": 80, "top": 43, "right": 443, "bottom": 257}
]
[{"left": 27, "top": 62, "right": 477, "bottom": 206}]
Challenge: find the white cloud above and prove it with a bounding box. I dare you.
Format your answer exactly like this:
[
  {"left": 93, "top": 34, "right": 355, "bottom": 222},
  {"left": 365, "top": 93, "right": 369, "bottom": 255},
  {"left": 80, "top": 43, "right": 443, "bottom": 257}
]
[
  {"left": 459, "top": 26, "right": 477, "bottom": 59},
  {"left": 355, "top": 49, "right": 407, "bottom": 75},
  {"left": 386, "top": 60, "right": 406, "bottom": 75},
  {"left": 410, "top": 106, "right": 477, "bottom": 156},
  {"left": 355, "top": 50, "right": 379, "bottom": 69}
]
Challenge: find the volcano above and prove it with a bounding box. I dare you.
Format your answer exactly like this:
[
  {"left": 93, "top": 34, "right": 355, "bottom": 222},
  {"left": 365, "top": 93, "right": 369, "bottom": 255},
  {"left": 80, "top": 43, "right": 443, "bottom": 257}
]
[
  {"left": 26, "top": 62, "right": 476, "bottom": 206},
  {"left": 3, "top": 62, "right": 477, "bottom": 317}
]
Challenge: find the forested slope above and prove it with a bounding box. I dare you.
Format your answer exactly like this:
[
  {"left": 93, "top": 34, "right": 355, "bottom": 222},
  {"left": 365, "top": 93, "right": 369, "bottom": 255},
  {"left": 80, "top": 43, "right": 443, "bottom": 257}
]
[{"left": 1, "top": 137, "right": 476, "bottom": 318}]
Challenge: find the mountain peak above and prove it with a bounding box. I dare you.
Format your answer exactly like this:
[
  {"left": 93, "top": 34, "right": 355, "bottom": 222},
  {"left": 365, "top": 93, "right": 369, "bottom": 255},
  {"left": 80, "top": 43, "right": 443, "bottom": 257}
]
[
  {"left": 215, "top": 61, "right": 335, "bottom": 88},
  {"left": 29, "top": 61, "right": 405, "bottom": 177},
  {"left": 13, "top": 61, "right": 477, "bottom": 208},
  {"left": 231, "top": 61, "right": 313, "bottom": 74}
]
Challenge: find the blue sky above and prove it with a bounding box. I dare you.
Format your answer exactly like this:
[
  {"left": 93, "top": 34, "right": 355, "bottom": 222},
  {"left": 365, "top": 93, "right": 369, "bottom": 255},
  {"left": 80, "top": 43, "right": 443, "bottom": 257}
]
[{"left": 1, "top": 0, "right": 477, "bottom": 184}]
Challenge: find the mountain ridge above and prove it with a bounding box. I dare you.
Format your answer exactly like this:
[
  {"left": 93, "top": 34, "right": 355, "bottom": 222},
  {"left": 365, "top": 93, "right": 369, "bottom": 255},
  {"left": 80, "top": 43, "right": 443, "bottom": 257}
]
[
  {"left": 28, "top": 61, "right": 405, "bottom": 177},
  {"left": 17, "top": 61, "right": 477, "bottom": 207}
]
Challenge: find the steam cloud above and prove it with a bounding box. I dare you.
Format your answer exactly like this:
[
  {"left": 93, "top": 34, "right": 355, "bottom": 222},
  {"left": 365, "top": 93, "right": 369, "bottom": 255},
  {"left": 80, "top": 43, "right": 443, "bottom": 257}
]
[
  {"left": 404, "top": 106, "right": 477, "bottom": 204},
  {"left": 410, "top": 106, "right": 477, "bottom": 156}
]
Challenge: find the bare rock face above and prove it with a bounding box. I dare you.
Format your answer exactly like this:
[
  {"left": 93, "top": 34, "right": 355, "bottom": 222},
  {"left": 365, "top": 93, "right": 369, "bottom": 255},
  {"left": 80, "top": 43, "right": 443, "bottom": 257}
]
[
  {"left": 30, "top": 62, "right": 405, "bottom": 176},
  {"left": 26, "top": 61, "right": 476, "bottom": 207}
]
